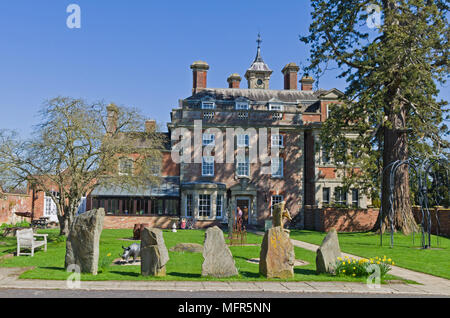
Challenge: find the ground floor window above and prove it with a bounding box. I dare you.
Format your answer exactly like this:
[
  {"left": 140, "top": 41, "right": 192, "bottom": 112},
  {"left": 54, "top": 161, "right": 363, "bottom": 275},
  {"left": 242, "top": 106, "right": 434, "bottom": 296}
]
[
  {"left": 334, "top": 188, "right": 347, "bottom": 205},
  {"left": 198, "top": 194, "right": 211, "bottom": 217},
  {"left": 92, "top": 197, "right": 179, "bottom": 216},
  {"left": 351, "top": 189, "right": 359, "bottom": 208},
  {"left": 322, "top": 187, "right": 330, "bottom": 205},
  {"left": 216, "top": 194, "right": 223, "bottom": 218},
  {"left": 271, "top": 195, "right": 283, "bottom": 215}
]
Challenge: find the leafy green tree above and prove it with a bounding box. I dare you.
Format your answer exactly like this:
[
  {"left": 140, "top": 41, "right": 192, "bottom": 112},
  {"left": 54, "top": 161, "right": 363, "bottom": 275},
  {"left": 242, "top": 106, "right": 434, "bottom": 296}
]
[
  {"left": 301, "top": 0, "right": 449, "bottom": 234},
  {"left": 0, "top": 97, "right": 163, "bottom": 235}
]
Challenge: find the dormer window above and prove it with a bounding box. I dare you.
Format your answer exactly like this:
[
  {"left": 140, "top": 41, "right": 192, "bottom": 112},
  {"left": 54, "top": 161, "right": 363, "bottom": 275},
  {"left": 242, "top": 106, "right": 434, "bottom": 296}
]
[
  {"left": 236, "top": 102, "right": 249, "bottom": 110},
  {"left": 202, "top": 101, "right": 215, "bottom": 110},
  {"left": 119, "top": 158, "right": 133, "bottom": 176},
  {"left": 269, "top": 104, "right": 283, "bottom": 111}
]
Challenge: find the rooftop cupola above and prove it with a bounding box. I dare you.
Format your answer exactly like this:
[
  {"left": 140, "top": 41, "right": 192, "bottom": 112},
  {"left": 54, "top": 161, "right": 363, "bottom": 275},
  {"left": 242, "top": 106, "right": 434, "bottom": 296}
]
[{"left": 245, "top": 34, "right": 273, "bottom": 89}]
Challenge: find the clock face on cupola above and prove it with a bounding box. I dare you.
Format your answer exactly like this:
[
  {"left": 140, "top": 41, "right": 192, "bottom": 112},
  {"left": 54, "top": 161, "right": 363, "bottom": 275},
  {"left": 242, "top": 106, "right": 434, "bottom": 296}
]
[{"left": 245, "top": 34, "right": 273, "bottom": 90}]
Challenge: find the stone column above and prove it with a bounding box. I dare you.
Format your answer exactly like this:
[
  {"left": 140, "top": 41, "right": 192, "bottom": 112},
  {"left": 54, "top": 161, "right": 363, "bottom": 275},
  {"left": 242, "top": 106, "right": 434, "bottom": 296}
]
[
  {"left": 211, "top": 192, "right": 217, "bottom": 220},
  {"left": 254, "top": 196, "right": 258, "bottom": 225}
]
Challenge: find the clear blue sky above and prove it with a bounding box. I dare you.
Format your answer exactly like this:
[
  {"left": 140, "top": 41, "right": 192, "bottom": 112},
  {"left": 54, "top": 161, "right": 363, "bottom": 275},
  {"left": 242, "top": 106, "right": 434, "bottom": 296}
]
[{"left": 0, "top": 0, "right": 448, "bottom": 136}]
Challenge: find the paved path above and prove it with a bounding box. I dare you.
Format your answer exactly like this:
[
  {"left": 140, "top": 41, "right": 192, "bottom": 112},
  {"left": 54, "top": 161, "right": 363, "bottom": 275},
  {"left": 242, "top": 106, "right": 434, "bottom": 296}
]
[
  {"left": 0, "top": 266, "right": 447, "bottom": 296},
  {"left": 0, "top": 233, "right": 449, "bottom": 297}
]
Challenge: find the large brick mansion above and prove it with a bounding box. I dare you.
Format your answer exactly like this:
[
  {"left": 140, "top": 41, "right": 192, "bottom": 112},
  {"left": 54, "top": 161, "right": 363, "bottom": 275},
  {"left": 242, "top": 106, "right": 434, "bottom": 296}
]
[{"left": 163, "top": 38, "right": 369, "bottom": 228}]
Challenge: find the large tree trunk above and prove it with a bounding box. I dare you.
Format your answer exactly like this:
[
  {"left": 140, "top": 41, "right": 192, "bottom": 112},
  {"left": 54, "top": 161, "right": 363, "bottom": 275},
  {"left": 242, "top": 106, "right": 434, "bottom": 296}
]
[
  {"left": 58, "top": 214, "right": 69, "bottom": 236},
  {"left": 57, "top": 206, "right": 75, "bottom": 236},
  {"left": 375, "top": 104, "right": 418, "bottom": 235}
]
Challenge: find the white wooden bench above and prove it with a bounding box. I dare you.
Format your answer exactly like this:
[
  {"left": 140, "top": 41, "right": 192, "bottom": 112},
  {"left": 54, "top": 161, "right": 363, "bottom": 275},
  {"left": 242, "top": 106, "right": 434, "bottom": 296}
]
[{"left": 16, "top": 228, "right": 48, "bottom": 257}]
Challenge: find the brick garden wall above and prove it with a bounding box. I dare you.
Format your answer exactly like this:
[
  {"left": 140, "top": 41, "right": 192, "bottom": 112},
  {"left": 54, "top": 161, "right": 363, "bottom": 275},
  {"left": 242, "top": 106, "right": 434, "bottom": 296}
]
[
  {"left": 412, "top": 206, "right": 450, "bottom": 238},
  {"left": 304, "top": 206, "right": 379, "bottom": 232},
  {"left": 103, "top": 215, "right": 223, "bottom": 230},
  {"left": 0, "top": 192, "right": 31, "bottom": 225}
]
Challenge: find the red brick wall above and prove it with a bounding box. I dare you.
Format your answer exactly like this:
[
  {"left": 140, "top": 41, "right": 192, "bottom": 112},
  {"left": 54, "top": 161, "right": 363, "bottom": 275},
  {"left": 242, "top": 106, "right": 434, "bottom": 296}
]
[
  {"left": 412, "top": 206, "right": 450, "bottom": 237},
  {"left": 161, "top": 151, "right": 180, "bottom": 176},
  {"left": 302, "top": 114, "right": 321, "bottom": 123},
  {"left": 304, "top": 207, "right": 379, "bottom": 232},
  {"left": 0, "top": 192, "right": 31, "bottom": 225},
  {"left": 319, "top": 167, "right": 336, "bottom": 179}
]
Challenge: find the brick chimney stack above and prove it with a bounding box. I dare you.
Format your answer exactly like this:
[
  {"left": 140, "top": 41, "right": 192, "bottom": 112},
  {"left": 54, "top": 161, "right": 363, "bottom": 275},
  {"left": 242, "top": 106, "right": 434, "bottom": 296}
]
[
  {"left": 145, "top": 120, "right": 156, "bottom": 133},
  {"left": 300, "top": 74, "right": 315, "bottom": 91},
  {"left": 190, "top": 61, "right": 209, "bottom": 94},
  {"left": 106, "top": 103, "right": 119, "bottom": 136},
  {"left": 227, "top": 73, "right": 242, "bottom": 89},
  {"left": 282, "top": 63, "right": 300, "bottom": 90}
]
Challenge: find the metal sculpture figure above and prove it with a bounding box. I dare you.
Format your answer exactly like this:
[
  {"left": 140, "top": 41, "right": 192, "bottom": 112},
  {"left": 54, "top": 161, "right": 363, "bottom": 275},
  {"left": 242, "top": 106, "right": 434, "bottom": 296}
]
[
  {"left": 230, "top": 207, "right": 247, "bottom": 245},
  {"left": 379, "top": 156, "right": 448, "bottom": 249}
]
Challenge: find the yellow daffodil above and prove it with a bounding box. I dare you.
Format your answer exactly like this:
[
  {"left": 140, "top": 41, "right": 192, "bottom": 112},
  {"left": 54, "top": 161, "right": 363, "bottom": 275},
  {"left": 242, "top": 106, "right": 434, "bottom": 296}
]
[
  {"left": 352, "top": 274, "right": 356, "bottom": 277},
  {"left": 107, "top": 253, "right": 111, "bottom": 257},
  {"left": 342, "top": 270, "right": 346, "bottom": 273}
]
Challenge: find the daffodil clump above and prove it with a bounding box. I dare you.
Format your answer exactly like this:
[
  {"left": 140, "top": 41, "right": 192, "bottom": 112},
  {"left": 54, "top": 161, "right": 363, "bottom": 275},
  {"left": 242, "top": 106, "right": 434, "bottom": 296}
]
[
  {"left": 99, "top": 252, "right": 114, "bottom": 273},
  {"left": 334, "top": 256, "right": 394, "bottom": 278}
]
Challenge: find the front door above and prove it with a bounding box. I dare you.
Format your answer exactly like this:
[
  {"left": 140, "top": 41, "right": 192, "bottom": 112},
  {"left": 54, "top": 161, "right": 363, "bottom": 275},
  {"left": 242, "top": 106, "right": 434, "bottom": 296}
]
[{"left": 236, "top": 198, "right": 250, "bottom": 225}]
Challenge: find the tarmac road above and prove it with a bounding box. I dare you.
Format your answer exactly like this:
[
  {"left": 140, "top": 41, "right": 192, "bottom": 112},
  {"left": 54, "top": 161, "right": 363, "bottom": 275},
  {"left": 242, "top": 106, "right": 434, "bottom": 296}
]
[{"left": 0, "top": 288, "right": 445, "bottom": 298}]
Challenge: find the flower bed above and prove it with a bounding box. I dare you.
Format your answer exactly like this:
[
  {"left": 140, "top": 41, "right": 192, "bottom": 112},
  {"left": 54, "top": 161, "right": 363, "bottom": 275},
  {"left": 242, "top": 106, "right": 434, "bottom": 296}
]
[{"left": 335, "top": 256, "right": 393, "bottom": 278}]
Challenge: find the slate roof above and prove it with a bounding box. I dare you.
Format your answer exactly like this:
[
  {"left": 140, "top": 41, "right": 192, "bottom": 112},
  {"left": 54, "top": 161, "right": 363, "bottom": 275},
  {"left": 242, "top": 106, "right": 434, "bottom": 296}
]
[
  {"left": 187, "top": 88, "right": 325, "bottom": 103},
  {"left": 91, "top": 176, "right": 180, "bottom": 197}
]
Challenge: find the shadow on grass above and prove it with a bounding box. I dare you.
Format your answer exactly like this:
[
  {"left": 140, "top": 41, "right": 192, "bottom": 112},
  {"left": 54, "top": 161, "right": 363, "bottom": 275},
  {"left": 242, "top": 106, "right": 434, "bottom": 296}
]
[
  {"left": 168, "top": 272, "right": 201, "bottom": 279},
  {"left": 234, "top": 255, "right": 256, "bottom": 262},
  {"left": 238, "top": 271, "right": 262, "bottom": 279},
  {"left": 108, "top": 271, "right": 140, "bottom": 277},
  {"left": 294, "top": 268, "right": 318, "bottom": 276},
  {"left": 40, "top": 266, "right": 65, "bottom": 271}
]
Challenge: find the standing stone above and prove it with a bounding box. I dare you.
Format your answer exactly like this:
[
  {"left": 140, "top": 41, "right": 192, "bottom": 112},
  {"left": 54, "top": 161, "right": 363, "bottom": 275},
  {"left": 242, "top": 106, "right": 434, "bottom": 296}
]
[
  {"left": 65, "top": 208, "right": 105, "bottom": 275},
  {"left": 316, "top": 228, "right": 342, "bottom": 274},
  {"left": 202, "top": 226, "right": 238, "bottom": 278},
  {"left": 259, "top": 226, "right": 295, "bottom": 279},
  {"left": 140, "top": 227, "right": 169, "bottom": 276}
]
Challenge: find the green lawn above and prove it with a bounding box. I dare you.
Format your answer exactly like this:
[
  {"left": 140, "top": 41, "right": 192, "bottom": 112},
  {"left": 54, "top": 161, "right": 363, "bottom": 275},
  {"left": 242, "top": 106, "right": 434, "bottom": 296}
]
[
  {"left": 0, "top": 229, "right": 405, "bottom": 283},
  {"left": 290, "top": 230, "right": 450, "bottom": 280}
]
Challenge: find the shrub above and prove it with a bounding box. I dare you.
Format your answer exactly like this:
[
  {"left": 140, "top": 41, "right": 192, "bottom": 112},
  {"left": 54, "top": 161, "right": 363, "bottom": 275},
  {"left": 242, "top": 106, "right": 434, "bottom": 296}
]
[{"left": 334, "top": 256, "right": 393, "bottom": 278}]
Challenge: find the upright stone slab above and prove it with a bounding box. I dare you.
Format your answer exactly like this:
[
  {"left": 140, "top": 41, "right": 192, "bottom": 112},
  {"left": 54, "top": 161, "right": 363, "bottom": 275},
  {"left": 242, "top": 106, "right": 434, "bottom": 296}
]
[
  {"left": 202, "top": 226, "right": 238, "bottom": 278},
  {"left": 140, "top": 227, "right": 169, "bottom": 276},
  {"left": 65, "top": 208, "right": 105, "bottom": 275},
  {"left": 316, "top": 228, "right": 342, "bottom": 274},
  {"left": 259, "top": 226, "right": 295, "bottom": 279}
]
